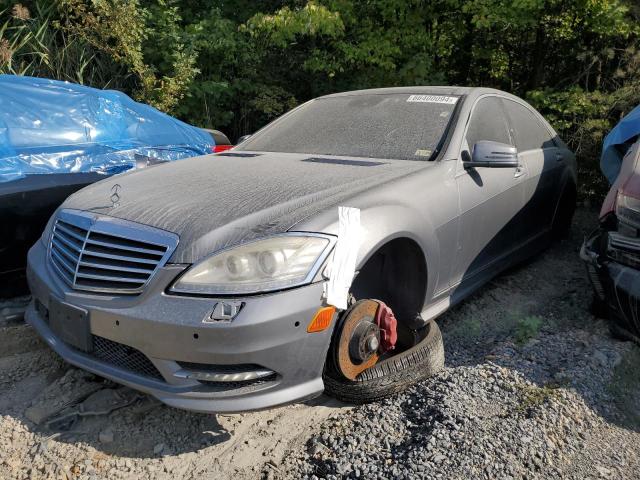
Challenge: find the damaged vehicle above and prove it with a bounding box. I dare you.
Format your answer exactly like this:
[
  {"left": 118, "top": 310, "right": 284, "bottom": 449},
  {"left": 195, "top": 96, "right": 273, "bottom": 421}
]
[
  {"left": 582, "top": 106, "right": 640, "bottom": 341},
  {"left": 26, "top": 87, "right": 576, "bottom": 412},
  {"left": 0, "top": 75, "right": 217, "bottom": 297}
]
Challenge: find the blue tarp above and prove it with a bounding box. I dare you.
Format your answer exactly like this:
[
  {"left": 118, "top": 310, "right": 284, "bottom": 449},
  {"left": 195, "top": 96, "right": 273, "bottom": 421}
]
[
  {"left": 0, "top": 75, "right": 214, "bottom": 183},
  {"left": 601, "top": 104, "right": 640, "bottom": 184}
]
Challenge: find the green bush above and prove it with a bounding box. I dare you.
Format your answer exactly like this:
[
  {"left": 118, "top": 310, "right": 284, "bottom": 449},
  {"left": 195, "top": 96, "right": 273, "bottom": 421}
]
[
  {"left": 515, "top": 316, "right": 544, "bottom": 345},
  {"left": 0, "top": 0, "right": 637, "bottom": 193}
]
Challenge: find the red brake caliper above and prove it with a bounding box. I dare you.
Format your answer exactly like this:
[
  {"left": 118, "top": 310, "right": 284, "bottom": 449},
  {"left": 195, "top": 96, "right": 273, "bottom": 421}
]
[{"left": 374, "top": 301, "right": 398, "bottom": 354}]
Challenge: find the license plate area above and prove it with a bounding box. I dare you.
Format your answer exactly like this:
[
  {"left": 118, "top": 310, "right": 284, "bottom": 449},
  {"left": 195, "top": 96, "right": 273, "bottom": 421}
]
[{"left": 49, "top": 296, "right": 93, "bottom": 352}]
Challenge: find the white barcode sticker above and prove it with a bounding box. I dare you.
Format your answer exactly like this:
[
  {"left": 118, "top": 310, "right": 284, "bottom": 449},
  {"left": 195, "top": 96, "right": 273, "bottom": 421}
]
[{"left": 407, "top": 95, "right": 458, "bottom": 104}]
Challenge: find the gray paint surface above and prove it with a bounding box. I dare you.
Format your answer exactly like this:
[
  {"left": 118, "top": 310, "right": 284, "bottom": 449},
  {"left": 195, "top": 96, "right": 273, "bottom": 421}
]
[
  {"left": 62, "top": 153, "right": 428, "bottom": 263},
  {"left": 28, "top": 86, "right": 577, "bottom": 413}
]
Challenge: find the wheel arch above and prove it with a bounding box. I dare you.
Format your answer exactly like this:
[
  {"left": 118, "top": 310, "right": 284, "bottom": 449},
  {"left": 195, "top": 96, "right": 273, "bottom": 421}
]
[
  {"left": 296, "top": 200, "right": 446, "bottom": 311},
  {"left": 350, "top": 236, "right": 429, "bottom": 331}
]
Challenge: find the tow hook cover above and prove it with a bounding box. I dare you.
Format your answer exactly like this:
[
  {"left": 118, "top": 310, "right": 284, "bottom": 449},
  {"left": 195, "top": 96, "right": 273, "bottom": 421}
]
[{"left": 206, "top": 301, "right": 244, "bottom": 322}]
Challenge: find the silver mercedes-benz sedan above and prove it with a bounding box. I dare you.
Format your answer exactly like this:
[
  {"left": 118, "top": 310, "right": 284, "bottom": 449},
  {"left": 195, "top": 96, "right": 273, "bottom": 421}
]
[{"left": 26, "top": 87, "right": 576, "bottom": 412}]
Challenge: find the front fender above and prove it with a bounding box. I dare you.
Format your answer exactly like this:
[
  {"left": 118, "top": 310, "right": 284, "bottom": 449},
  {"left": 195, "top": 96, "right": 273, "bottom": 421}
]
[
  {"left": 291, "top": 161, "right": 460, "bottom": 306},
  {"left": 295, "top": 201, "right": 445, "bottom": 306}
]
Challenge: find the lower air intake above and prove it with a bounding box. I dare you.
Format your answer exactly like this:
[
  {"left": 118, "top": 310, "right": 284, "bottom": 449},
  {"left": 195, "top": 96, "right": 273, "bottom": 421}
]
[{"left": 90, "top": 336, "right": 164, "bottom": 381}]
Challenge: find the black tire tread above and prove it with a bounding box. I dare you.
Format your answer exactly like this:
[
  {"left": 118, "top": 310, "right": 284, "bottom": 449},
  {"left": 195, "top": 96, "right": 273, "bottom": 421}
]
[{"left": 323, "top": 320, "right": 445, "bottom": 404}]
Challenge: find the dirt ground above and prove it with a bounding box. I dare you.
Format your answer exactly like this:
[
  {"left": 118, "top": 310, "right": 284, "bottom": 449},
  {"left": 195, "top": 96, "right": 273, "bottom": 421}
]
[
  {"left": 1, "top": 207, "right": 640, "bottom": 480},
  {"left": 0, "top": 335, "right": 349, "bottom": 479}
]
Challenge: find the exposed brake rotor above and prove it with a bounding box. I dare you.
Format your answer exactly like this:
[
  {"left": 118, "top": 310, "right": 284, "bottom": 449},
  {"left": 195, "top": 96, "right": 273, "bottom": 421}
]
[{"left": 335, "top": 299, "right": 398, "bottom": 380}]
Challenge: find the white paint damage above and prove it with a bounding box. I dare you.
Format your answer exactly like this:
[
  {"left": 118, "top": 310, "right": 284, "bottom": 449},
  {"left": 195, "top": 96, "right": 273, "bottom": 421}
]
[{"left": 325, "top": 206, "right": 363, "bottom": 310}]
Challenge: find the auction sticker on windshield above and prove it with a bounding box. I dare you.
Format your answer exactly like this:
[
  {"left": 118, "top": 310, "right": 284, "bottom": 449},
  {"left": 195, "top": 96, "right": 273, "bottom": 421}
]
[{"left": 407, "top": 95, "right": 458, "bottom": 104}]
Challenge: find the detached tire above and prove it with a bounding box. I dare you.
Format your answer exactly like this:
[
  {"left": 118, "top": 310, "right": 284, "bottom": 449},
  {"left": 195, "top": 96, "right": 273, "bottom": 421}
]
[{"left": 323, "top": 318, "right": 444, "bottom": 404}]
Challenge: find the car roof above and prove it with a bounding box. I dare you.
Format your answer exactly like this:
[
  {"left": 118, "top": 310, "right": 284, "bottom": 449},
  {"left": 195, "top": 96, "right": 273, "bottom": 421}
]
[{"left": 320, "top": 86, "right": 505, "bottom": 99}]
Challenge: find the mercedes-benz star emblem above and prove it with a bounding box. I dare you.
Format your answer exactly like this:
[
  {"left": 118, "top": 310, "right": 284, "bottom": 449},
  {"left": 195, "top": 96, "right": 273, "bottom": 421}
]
[{"left": 110, "top": 184, "right": 122, "bottom": 208}]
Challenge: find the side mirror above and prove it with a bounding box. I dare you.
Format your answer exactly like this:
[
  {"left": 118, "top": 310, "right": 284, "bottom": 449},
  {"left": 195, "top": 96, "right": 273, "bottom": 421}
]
[
  {"left": 464, "top": 140, "right": 518, "bottom": 169},
  {"left": 237, "top": 134, "right": 252, "bottom": 144},
  {"left": 134, "top": 154, "right": 167, "bottom": 169}
]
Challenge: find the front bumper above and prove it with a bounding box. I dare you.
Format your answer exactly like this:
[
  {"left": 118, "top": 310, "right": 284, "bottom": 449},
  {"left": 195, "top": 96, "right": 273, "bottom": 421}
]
[
  {"left": 26, "top": 240, "right": 335, "bottom": 413},
  {"left": 581, "top": 229, "right": 640, "bottom": 334}
]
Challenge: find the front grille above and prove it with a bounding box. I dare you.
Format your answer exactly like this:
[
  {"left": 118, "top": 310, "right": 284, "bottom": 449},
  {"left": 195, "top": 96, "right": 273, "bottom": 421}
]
[
  {"left": 90, "top": 335, "right": 164, "bottom": 381},
  {"left": 48, "top": 209, "right": 178, "bottom": 294}
]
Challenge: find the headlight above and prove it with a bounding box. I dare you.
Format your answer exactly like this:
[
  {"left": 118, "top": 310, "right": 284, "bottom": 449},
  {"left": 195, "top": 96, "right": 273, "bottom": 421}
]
[
  {"left": 170, "top": 234, "right": 335, "bottom": 295},
  {"left": 616, "top": 192, "right": 640, "bottom": 229}
]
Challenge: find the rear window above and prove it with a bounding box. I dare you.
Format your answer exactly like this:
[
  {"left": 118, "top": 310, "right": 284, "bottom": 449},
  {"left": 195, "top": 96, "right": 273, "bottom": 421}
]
[
  {"left": 240, "top": 94, "right": 459, "bottom": 161},
  {"left": 502, "top": 99, "right": 555, "bottom": 152}
]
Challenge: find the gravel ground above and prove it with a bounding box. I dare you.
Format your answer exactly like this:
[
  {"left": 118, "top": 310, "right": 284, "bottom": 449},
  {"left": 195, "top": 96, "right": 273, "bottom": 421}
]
[
  {"left": 278, "top": 208, "right": 640, "bottom": 479},
  {"left": 1, "top": 207, "right": 640, "bottom": 480}
]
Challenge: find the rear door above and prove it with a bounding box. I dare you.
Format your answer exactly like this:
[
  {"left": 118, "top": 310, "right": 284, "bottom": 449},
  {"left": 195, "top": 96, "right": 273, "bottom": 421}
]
[
  {"left": 502, "top": 99, "right": 562, "bottom": 236},
  {"left": 453, "top": 96, "right": 526, "bottom": 284}
]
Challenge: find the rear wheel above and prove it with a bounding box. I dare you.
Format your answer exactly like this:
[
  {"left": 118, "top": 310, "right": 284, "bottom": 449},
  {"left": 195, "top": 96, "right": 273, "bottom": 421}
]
[
  {"left": 552, "top": 182, "right": 577, "bottom": 239},
  {"left": 323, "top": 299, "right": 444, "bottom": 404}
]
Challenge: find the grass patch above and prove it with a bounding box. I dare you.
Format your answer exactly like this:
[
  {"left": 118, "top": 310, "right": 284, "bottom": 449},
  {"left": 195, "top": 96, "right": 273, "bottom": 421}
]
[
  {"left": 450, "top": 316, "right": 482, "bottom": 340},
  {"left": 514, "top": 315, "right": 543, "bottom": 345},
  {"left": 515, "top": 383, "right": 561, "bottom": 414}
]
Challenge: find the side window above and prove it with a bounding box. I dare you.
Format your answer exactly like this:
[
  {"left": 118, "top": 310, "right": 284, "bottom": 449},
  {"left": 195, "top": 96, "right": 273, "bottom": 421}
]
[
  {"left": 503, "top": 100, "right": 554, "bottom": 152},
  {"left": 465, "top": 97, "right": 512, "bottom": 150}
]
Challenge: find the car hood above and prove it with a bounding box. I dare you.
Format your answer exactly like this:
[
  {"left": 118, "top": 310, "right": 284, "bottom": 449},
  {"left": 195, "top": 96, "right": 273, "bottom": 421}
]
[{"left": 61, "top": 152, "right": 427, "bottom": 263}]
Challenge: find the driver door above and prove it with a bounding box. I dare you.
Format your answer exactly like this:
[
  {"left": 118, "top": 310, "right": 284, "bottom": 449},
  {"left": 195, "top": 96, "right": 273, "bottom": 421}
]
[{"left": 452, "top": 96, "right": 527, "bottom": 287}]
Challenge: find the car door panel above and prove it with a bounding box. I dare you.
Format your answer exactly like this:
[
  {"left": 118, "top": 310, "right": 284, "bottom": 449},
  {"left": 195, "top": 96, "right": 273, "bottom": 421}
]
[
  {"left": 503, "top": 99, "right": 562, "bottom": 236},
  {"left": 521, "top": 148, "right": 563, "bottom": 233},
  {"left": 452, "top": 96, "right": 526, "bottom": 285},
  {"left": 454, "top": 166, "right": 525, "bottom": 285}
]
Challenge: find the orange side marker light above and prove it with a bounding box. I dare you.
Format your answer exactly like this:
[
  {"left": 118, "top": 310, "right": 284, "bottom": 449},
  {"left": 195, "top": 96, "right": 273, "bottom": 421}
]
[{"left": 307, "top": 306, "right": 336, "bottom": 333}]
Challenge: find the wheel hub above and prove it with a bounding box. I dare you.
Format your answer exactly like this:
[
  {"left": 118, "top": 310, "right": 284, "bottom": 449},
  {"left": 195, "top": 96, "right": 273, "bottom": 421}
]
[
  {"left": 335, "top": 300, "right": 380, "bottom": 380},
  {"left": 335, "top": 299, "right": 400, "bottom": 380},
  {"left": 348, "top": 320, "right": 381, "bottom": 363}
]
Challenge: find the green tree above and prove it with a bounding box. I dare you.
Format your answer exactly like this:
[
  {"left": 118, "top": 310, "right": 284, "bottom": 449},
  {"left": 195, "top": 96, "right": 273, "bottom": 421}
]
[{"left": 1, "top": 0, "right": 638, "bottom": 198}]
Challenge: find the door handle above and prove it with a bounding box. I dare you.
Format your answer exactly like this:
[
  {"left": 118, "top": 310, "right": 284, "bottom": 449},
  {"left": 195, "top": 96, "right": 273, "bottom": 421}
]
[
  {"left": 514, "top": 165, "right": 525, "bottom": 178},
  {"left": 555, "top": 152, "right": 564, "bottom": 162}
]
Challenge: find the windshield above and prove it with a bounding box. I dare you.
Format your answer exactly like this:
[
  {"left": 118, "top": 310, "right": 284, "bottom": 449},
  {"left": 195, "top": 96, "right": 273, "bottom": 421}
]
[{"left": 239, "top": 93, "right": 459, "bottom": 161}]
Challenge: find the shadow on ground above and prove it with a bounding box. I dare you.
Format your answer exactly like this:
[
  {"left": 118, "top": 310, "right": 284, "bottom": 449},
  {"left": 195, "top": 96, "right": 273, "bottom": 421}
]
[
  {"left": 2, "top": 208, "right": 638, "bottom": 479},
  {"left": 437, "top": 207, "right": 640, "bottom": 433},
  {"left": 1, "top": 357, "right": 347, "bottom": 459}
]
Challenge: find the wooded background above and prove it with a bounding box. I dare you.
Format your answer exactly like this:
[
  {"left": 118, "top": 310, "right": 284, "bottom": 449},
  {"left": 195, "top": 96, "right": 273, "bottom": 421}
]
[{"left": 1, "top": 0, "right": 639, "bottom": 197}]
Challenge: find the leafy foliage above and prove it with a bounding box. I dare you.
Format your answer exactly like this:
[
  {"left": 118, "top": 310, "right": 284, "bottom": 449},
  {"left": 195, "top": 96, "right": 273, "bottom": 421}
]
[
  {"left": 0, "top": 0, "right": 638, "bottom": 197},
  {"left": 514, "top": 315, "right": 543, "bottom": 345}
]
